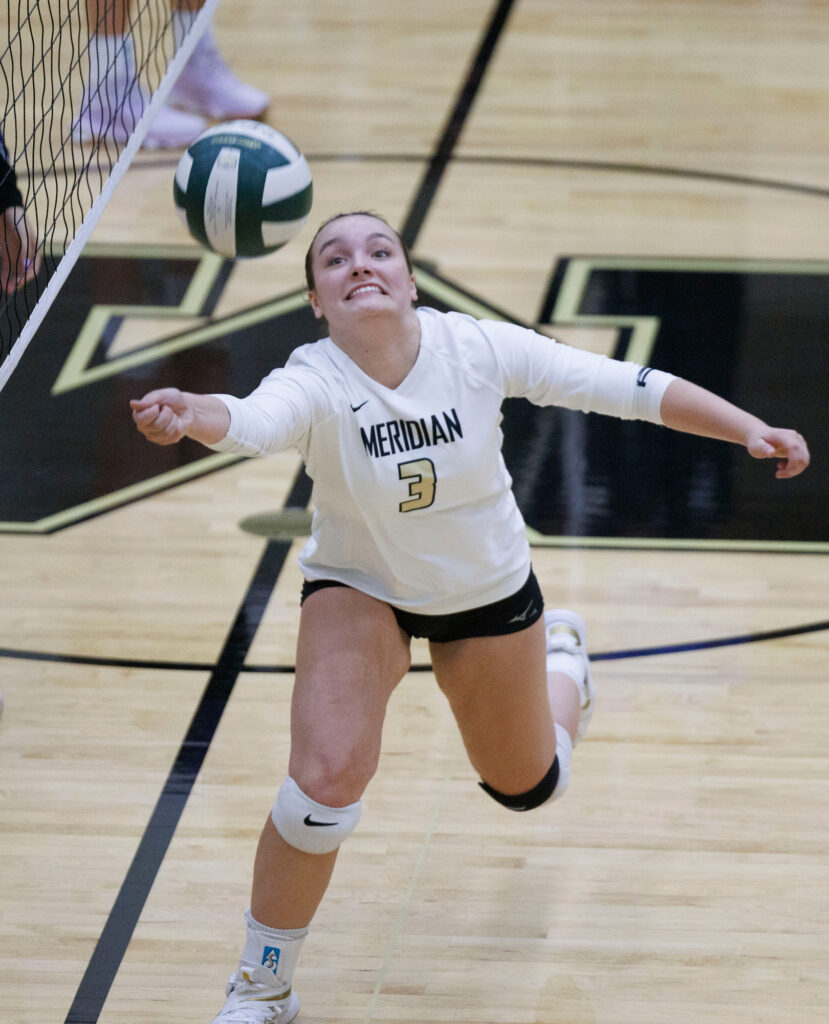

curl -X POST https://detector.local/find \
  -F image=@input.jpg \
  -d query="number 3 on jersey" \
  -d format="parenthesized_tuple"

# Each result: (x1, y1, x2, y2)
(398, 458, 436, 512)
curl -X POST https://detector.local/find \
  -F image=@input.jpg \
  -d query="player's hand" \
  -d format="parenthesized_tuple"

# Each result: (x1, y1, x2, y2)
(130, 388, 193, 445)
(1, 207, 42, 294)
(746, 427, 810, 479)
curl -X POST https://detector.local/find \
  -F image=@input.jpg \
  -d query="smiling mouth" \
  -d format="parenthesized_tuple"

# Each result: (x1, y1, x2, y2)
(347, 284, 385, 300)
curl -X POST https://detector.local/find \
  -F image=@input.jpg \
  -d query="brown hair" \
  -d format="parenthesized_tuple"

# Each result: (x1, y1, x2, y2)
(304, 211, 413, 291)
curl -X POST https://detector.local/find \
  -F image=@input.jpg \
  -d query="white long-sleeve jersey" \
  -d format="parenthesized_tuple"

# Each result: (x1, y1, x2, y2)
(209, 307, 675, 614)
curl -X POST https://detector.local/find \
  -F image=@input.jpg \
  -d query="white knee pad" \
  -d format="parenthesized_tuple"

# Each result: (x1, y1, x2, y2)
(271, 776, 361, 854)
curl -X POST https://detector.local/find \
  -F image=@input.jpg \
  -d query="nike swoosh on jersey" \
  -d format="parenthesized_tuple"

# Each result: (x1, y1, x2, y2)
(350, 400, 369, 412)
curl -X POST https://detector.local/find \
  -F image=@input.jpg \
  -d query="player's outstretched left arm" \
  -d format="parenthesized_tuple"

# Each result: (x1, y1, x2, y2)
(660, 378, 809, 479)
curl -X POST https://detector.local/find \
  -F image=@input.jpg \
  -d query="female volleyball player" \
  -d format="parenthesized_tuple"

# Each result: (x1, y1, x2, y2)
(131, 212, 809, 1023)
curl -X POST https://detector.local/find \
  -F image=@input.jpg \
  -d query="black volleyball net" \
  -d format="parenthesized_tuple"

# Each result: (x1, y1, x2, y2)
(0, 0, 219, 393)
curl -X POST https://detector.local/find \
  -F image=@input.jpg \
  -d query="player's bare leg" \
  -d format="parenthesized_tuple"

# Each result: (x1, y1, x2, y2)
(210, 587, 410, 1023)
(431, 611, 591, 807)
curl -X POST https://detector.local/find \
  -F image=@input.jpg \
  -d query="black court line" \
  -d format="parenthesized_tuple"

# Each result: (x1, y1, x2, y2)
(454, 155, 829, 199)
(399, 0, 516, 249)
(4, 619, 828, 676)
(312, 154, 829, 202)
(0, 648, 218, 670)
(126, 151, 829, 204)
(63, 471, 311, 1024)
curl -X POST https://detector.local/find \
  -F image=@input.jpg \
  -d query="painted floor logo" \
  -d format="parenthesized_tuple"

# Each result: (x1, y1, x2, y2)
(0, 248, 824, 551)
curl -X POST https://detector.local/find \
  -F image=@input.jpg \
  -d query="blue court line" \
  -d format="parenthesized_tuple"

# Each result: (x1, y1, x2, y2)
(587, 619, 829, 661)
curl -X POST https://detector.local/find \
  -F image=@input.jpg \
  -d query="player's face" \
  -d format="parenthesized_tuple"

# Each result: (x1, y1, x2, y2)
(308, 215, 417, 326)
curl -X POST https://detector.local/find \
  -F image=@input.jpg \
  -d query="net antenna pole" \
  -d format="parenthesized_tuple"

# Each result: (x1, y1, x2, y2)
(0, 0, 222, 394)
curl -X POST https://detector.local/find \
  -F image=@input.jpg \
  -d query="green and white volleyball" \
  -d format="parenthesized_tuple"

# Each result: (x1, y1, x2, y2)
(173, 120, 313, 258)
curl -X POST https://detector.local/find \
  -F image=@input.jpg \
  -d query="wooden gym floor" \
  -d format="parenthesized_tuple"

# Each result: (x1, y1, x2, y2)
(1, 2, 828, 1022)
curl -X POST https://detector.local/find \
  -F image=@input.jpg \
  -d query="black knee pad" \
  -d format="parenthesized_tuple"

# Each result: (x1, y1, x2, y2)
(478, 756, 560, 811)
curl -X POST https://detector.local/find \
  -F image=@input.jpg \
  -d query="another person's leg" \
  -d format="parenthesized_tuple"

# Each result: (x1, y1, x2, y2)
(211, 585, 411, 1023)
(76, 0, 268, 150)
(75, 0, 206, 148)
(168, 1, 270, 121)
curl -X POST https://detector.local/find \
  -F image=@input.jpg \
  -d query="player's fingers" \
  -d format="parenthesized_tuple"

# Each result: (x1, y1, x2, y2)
(758, 432, 809, 479)
(135, 399, 190, 441)
(131, 402, 160, 426)
(775, 440, 810, 478)
(133, 407, 181, 442)
(130, 397, 160, 413)
(20, 250, 42, 285)
(130, 388, 182, 411)
(153, 404, 173, 429)
(748, 430, 809, 479)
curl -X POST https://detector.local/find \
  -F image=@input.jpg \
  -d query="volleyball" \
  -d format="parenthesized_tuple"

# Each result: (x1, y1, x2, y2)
(173, 120, 313, 258)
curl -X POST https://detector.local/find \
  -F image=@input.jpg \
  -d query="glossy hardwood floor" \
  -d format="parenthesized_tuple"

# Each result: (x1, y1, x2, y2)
(1, 2, 828, 1023)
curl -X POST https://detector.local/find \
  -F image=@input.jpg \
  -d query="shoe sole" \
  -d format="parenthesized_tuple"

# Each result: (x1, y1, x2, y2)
(211, 987, 299, 1023)
(183, 102, 269, 119)
(72, 125, 130, 146)
(166, 90, 270, 120)
(72, 122, 198, 150)
(280, 990, 300, 1022)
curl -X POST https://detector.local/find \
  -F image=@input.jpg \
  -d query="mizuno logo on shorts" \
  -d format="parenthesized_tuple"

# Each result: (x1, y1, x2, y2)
(508, 601, 537, 624)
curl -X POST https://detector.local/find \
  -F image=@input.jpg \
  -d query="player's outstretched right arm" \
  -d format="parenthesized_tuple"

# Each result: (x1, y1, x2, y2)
(130, 388, 230, 447)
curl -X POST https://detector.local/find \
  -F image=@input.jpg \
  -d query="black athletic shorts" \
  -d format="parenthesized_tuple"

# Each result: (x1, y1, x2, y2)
(300, 568, 544, 643)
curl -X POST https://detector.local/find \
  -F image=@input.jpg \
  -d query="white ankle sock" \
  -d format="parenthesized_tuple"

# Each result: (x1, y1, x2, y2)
(88, 33, 136, 91)
(240, 909, 308, 991)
